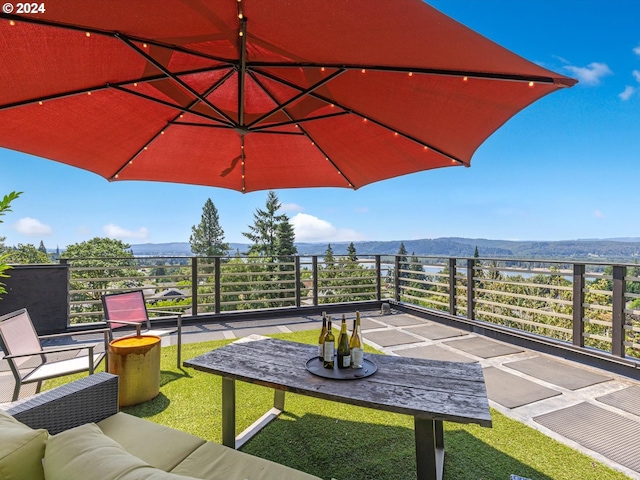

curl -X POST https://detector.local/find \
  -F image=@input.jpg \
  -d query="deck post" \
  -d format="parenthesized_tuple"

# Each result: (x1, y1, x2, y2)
(376, 255, 382, 301)
(572, 263, 585, 348)
(312, 256, 319, 306)
(295, 256, 301, 307)
(466, 258, 475, 321)
(612, 265, 625, 357)
(214, 256, 221, 314)
(191, 257, 198, 317)
(448, 258, 456, 315)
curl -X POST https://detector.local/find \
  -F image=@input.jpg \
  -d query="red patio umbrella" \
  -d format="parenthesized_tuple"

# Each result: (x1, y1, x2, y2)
(0, 1, 576, 193)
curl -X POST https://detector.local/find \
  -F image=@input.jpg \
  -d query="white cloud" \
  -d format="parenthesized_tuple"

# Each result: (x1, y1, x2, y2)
(13, 217, 52, 236)
(633, 44, 640, 57)
(633, 70, 640, 83)
(594, 210, 605, 219)
(564, 62, 612, 85)
(103, 223, 149, 240)
(291, 213, 365, 242)
(280, 203, 304, 213)
(619, 85, 636, 101)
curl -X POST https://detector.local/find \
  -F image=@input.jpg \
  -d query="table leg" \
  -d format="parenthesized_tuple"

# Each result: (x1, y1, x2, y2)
(274, 388, 285, 411)
(415, 417, 444, 480)
(221, 377, 236, 449)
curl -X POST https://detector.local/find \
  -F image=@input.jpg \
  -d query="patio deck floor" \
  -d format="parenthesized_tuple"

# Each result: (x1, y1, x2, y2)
(2, 308, 639, 479)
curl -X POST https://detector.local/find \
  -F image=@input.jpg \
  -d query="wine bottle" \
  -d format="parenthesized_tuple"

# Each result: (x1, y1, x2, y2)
(349, 311, 364, 369)
(337, 314, 351, 369)
(323, 317, 335, 369)
(318, 311, 327, 358)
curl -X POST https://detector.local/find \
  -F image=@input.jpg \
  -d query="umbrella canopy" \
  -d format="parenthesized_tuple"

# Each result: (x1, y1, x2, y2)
(0, 1, 576, 192)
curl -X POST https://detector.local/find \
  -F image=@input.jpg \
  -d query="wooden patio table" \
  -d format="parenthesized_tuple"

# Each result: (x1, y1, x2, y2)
(184, 336, 492, 480)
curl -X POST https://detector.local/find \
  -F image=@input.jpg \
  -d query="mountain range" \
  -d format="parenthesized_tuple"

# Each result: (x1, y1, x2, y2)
(130, 238, 640, 262)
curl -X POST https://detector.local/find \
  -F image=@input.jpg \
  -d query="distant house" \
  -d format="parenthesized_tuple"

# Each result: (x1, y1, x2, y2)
(149, 288, 189, 303)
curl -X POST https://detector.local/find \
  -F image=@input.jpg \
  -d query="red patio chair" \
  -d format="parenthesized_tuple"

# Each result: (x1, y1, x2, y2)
(0, 308, 108, 401)
(101, 290, 182, 368)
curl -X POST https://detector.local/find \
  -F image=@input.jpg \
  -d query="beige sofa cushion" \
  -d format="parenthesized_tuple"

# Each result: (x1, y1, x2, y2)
(0, 408, 47, 480)
(171, 441, 321, 480)
(44, 423, 200, 480)
(98, 412, 205, 471)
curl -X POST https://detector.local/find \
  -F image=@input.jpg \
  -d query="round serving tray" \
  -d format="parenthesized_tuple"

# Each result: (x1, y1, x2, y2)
(305, 357, 377, 380)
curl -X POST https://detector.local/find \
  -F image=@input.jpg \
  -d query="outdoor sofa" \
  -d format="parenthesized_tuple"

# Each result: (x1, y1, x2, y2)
(0, 372, 321, 480)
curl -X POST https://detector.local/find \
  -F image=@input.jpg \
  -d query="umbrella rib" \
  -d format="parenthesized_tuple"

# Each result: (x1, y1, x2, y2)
(116, 33, 237, 127)
(238, 18, 248, 127)
(248, 61, 572, 87)
(250, 111, 350, 132)
(109, 84, 230, 126)
(248, 71, 356, 189)
(110, 70, 239, 180)
(1, 13, 236, 66)
(0, 65, 229, 111)
(253, 68, 466, 165)
(172, 121, 307, 136)
(246, 68, 346, 129)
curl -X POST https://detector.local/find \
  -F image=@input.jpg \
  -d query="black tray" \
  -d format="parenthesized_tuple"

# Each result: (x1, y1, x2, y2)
(305, 357, 377, 380)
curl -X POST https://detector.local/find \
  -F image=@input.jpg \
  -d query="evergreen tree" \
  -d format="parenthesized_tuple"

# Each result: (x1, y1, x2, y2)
(323, 243, 335, 269)
(190, 198, 229, 257)
(397, 241, 409, 278)
(276, 217, 297, 258)
(243, 191, 287, 260)
(347, 242, 357, 262)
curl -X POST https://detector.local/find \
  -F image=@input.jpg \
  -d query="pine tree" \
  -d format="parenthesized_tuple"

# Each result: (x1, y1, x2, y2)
(190, 199, 229, 257)
(323, 243, 335, 269)
(243, 191, 287, 260)
(347, 242, 357, 262)
(276, 218, 297, 259)
(397, 241, 409, 279)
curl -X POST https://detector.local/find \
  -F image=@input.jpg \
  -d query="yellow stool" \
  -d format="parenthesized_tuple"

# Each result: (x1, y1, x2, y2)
(108, 335, 161, 407)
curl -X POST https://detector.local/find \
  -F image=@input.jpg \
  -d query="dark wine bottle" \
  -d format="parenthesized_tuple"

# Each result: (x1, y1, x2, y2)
(318, 311, 327, 358)
(337, 314, 351, 369)
(323, 317, 335, 369)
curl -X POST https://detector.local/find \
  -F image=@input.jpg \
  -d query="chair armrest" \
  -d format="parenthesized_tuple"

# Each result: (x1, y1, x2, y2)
(147, 310, 182, 319)
(39, 328, 111, 340)
(2, 372, 119, 434)
(4, 343, 98, 360)
(106, 320, 143, 336)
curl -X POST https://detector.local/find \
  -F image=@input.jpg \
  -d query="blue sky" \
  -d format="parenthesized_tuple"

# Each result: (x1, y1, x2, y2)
(2, 0, 640, 249)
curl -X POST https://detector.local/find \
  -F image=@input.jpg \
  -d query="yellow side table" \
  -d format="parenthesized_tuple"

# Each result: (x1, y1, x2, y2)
(108, 335, 161, 407)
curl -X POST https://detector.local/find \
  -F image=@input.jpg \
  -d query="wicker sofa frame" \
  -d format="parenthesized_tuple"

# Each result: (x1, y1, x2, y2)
(2, 372, 119, 434)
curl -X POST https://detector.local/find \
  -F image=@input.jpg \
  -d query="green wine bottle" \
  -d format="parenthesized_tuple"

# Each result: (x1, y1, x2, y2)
(337, 314, 351, 369)
(318, 311, 327, 358)
(349, 311, 364, 369)
(323, 317, 335, 369)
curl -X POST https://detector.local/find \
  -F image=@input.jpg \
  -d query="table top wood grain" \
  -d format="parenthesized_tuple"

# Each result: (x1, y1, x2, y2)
(185, 336, 492, 427)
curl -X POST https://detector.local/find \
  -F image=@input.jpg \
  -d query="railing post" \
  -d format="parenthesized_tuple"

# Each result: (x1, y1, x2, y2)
(612, 265, 626, 357)
(214, 257, 221, 314)
(191, 257, 198, 317)
(466, 258, 475, 321)
(295, 256, 301, 307)
(312, 256, 318, 306)
(449, 258, 456, 315)
(394, 255, 400, 302)
(375, 255, 382, 301)
(572, 263, 585, 348)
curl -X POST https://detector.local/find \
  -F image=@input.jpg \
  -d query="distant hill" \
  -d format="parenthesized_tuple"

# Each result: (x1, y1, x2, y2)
(130, 238, 640, 262)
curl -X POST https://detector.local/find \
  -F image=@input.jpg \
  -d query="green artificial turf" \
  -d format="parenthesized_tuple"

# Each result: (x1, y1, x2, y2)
(44, 330, 631, 480)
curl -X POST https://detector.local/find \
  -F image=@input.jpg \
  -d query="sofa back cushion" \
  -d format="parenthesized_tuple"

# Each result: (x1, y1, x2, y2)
(44, 423, 201, 480)
(0, 408, 47, 480)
